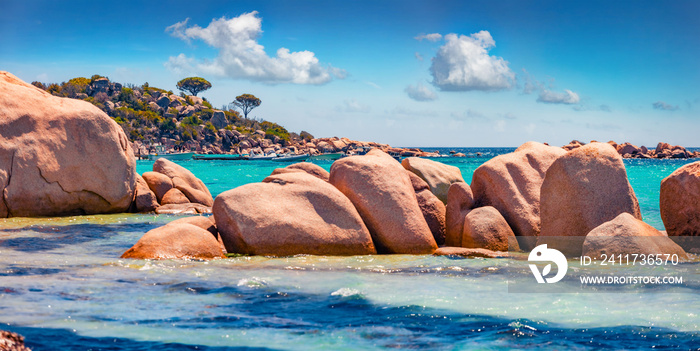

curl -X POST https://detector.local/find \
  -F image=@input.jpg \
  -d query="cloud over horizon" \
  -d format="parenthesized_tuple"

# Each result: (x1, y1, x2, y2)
(414, 33, 442, 42)
(537, 89, 580, 105)
(165, 12, 341, 85)
(429, 31, 515, 92)
(652, 101, 679, 111)
(405, 83, 437, 101)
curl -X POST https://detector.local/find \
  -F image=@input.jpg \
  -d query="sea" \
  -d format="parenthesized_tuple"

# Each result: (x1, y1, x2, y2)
(1, 147, 698, 350)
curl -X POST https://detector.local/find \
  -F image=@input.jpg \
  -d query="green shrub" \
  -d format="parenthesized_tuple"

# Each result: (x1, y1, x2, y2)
(67, 77, 90, 93)
(182, 115, 203, 127)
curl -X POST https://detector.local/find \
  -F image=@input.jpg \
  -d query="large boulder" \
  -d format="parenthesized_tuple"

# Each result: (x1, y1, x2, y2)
(407, 171, 446, 245)
(470, 142, 566, 248)
(213, 172, 376, 256)
(270, 162, 330, 182)
(0, 71, 136, 218)
(142, 171, 173, 203)
(330, 150, 437, 254)
(401, 157, 465, 203)
(133, 174, 159, 212)
(583, 213, 687, 258)
(462, 206, 520, 252)
(153, 158, 213, 206)
(445, 182, 475, 247)
(660, 161, 700, 238)
(121, 220, 225, 260)
(539, 142, 641, 256)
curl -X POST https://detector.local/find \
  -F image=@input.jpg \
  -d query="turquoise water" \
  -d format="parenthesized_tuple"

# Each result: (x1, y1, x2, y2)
(2, 148, 699, 350)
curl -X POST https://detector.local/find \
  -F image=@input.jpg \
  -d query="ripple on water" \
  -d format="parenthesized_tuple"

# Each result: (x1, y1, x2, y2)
(1, 208, 699, 350)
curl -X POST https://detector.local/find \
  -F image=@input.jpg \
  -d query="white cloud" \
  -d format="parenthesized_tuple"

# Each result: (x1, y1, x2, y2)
(404, 83, 437, 101)
(415, 52, 424, 61)
(365, 81, 381, 89)
(451, 109, 486, 121)
(429, 31, 515, 91)
(338, 99, 371, 113)
(520, 69, 542, 94)
(652, 101, 679, 111)
(165, 12, 340, 85)
(389, 107, 439, 117)
(414, 33, 442, 42)
(537, 89, 580, 105)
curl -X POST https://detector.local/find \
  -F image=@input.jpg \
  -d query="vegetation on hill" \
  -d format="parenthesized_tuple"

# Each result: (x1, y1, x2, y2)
(31, 76, 309, 153)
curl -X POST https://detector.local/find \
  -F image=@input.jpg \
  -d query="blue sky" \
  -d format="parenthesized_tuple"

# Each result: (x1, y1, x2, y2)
(2, 0, 698, 147)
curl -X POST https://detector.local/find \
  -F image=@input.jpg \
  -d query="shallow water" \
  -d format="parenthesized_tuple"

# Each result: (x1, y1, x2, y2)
(2, 148, 699, 350)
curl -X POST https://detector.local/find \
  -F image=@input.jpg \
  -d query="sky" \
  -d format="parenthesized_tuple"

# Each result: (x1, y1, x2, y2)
(2, 0, 699, 147)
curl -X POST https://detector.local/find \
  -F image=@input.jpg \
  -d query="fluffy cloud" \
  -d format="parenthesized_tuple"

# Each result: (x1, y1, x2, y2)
(414, 33, 442, 42)
(652, 101, 679, 111)
(537, 89, 580, 105)
(165, 12, 340, 85)
(429, 31, 515, 91)
(405, 83, 437, 101)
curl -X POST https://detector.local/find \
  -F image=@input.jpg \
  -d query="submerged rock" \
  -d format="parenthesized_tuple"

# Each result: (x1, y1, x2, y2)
(471, 142, 565, 248)
(583, 213, 687, 258)
(0, 71, 137, 218)
(214, 172, 376, 256)
(155, 203, 211, 215)
(121, 220, 224, 260)
(401, 157, 465, 203)
(433, 247, 509, 258)
(539, 142, 641, 256)
(330, 150, 437, 254)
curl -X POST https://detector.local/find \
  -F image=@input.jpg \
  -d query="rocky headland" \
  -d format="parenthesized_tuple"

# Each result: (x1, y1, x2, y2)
(562, 139, 698, 159)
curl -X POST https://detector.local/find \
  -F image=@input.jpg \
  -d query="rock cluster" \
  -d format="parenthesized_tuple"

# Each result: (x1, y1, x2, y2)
(562, 140, 698, 159)
(137, 158, 214, 214)
(115, 140, 697, 259)
(442, 141, 693, 258)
